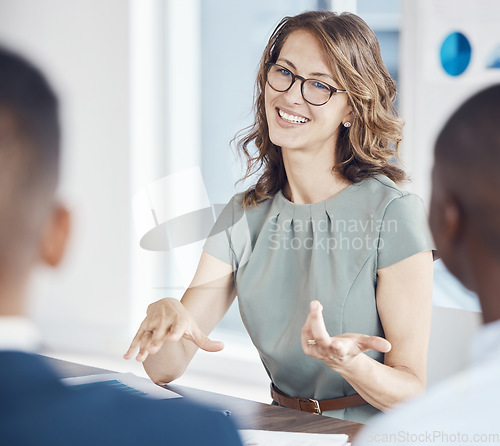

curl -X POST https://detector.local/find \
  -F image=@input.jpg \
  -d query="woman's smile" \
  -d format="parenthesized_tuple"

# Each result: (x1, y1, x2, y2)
(276, 107, 310, 126)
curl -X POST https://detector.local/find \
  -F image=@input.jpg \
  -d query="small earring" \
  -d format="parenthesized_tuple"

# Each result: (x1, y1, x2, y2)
(343, 121, 351, 128)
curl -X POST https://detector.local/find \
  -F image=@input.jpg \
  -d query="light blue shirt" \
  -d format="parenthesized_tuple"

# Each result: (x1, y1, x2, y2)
(356, 318, 500, 445)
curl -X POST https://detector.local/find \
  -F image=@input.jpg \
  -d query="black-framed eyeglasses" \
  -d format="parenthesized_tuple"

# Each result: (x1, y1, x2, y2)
(265, 62, 346, 106)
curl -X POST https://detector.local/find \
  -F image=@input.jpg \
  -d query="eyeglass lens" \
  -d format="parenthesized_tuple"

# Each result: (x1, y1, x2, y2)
(267, 64, 331, 106)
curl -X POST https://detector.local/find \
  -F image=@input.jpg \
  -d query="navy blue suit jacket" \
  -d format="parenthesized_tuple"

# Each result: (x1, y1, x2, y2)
(0, 352, 242, 446)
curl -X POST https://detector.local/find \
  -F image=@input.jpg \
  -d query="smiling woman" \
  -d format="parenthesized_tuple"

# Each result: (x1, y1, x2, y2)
(238, 11, 405, 208)
(264, 30, 354, 194)
(125, 10, 435, 424)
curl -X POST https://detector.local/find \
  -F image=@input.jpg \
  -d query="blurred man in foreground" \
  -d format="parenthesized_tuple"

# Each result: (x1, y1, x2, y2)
(0, 47, 241, 446)
(356, 84, 500, 445)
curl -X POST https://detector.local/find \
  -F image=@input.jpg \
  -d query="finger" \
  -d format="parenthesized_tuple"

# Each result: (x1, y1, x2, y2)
(136, 350, 149, 363)
(136, 331, 155, 362)
(123, 327, 147, 359)
(301, 300, 323, 339)
(166, 322, 190, 343)
(301, 323, 316, 353)
(357, 335, 392, 353)
(301, 318, 313, 341)
(329, 336, 355, 358)
(185, 326, 224, 352)
(308, 301, 332, 348)
(301, 329, 315, 349)
(302, 339, 320, 357)
(147, 324, 170, 354)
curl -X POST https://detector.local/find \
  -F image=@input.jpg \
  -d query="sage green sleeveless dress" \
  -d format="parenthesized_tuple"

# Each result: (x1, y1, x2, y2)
(203, 174, 434, 423)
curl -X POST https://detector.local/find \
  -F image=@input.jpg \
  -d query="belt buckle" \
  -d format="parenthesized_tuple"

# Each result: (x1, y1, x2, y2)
(309, 398, 322, 415)
(299, 397, 322, 415)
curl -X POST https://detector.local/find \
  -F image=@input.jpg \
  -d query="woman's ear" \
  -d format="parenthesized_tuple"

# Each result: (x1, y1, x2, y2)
(342, 108, 354, 126)
(39, 203, 71, 267)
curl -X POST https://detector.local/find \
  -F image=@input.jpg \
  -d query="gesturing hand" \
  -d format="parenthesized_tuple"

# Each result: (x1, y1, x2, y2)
(301, 300, 391, 372)
(123, 298, 224, 362)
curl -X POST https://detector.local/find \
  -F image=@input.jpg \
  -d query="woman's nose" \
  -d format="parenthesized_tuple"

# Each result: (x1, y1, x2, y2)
(283, 79, 305, 104)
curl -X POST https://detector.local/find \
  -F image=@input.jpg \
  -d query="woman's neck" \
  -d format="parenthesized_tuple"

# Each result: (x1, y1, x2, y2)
(281, 146, 351, 204)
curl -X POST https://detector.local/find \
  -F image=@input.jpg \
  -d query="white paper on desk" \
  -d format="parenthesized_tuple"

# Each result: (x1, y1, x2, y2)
(62, 372, 181, 400)
(239, 429, 350, 446)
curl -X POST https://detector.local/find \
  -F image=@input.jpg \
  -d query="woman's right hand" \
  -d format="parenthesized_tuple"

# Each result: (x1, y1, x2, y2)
(123, 297, 224, 363)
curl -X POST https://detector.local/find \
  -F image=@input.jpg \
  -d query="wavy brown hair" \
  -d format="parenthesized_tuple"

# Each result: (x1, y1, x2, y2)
(236, 11, 405, 208)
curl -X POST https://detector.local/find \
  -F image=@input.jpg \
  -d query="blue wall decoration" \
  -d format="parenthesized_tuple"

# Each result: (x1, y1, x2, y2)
(440, 32, 472, 76)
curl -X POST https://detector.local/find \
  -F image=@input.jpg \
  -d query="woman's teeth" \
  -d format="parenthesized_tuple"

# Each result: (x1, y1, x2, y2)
(278, 109, 309, 124)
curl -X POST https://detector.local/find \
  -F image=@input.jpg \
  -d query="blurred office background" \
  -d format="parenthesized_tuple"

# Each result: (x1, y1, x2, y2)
(0, 0, 498, 402)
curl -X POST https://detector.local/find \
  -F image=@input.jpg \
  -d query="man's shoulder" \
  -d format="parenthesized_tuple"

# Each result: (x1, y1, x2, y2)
(355, 359, 500, 445)
(0, 352, 240, 446)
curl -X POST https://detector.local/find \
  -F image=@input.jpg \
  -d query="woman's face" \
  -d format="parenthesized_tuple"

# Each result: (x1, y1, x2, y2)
(264, 29, 352, 155)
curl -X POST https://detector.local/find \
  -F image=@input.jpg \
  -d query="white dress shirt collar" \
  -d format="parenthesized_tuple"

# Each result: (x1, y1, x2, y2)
(0, 316, 40, 352)
(469, 317, 500, 365)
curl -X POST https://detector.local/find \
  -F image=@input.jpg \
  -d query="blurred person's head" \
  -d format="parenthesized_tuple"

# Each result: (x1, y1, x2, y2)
(429, 84, 500, 323)
(237, 10, 404, 207)
(0, 47, 70, 314)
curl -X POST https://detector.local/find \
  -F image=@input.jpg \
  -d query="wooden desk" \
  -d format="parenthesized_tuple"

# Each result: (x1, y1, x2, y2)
(45, 356, 363, 439)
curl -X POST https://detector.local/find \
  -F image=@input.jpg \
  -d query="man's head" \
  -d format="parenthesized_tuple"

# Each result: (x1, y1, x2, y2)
(0, 47, 70, 311)
(430, 84, 500, 311)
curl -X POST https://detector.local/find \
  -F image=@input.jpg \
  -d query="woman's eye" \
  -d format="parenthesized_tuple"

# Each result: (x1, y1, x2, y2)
(312, 81, 329, 90)
(278, 68, 292, 77)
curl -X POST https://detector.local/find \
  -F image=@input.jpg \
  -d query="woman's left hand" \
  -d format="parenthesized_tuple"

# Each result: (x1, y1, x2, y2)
(301, 300, 392, 372)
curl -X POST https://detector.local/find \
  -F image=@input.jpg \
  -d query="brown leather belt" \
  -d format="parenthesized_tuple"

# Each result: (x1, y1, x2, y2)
(271, 383, 367, 415)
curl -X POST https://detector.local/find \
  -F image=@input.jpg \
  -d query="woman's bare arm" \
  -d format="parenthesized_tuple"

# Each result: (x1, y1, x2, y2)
(302, 250, 433, 411)
(124, 251, 235, 385)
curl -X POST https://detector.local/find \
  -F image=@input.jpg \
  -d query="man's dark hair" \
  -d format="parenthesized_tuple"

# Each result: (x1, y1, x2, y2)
(0, 47, 60, 260)
(435, 84, 500, 257)
(0, 47, 60, 178)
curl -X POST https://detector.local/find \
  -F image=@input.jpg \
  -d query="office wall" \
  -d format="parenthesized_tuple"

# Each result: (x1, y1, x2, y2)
(400, 0, 500, 203)
(399, 0, 499, 313)
(0, 0, 133, 354)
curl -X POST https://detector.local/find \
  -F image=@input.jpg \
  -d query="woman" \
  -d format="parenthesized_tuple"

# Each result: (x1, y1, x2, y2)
(125, 11, 434, 423)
